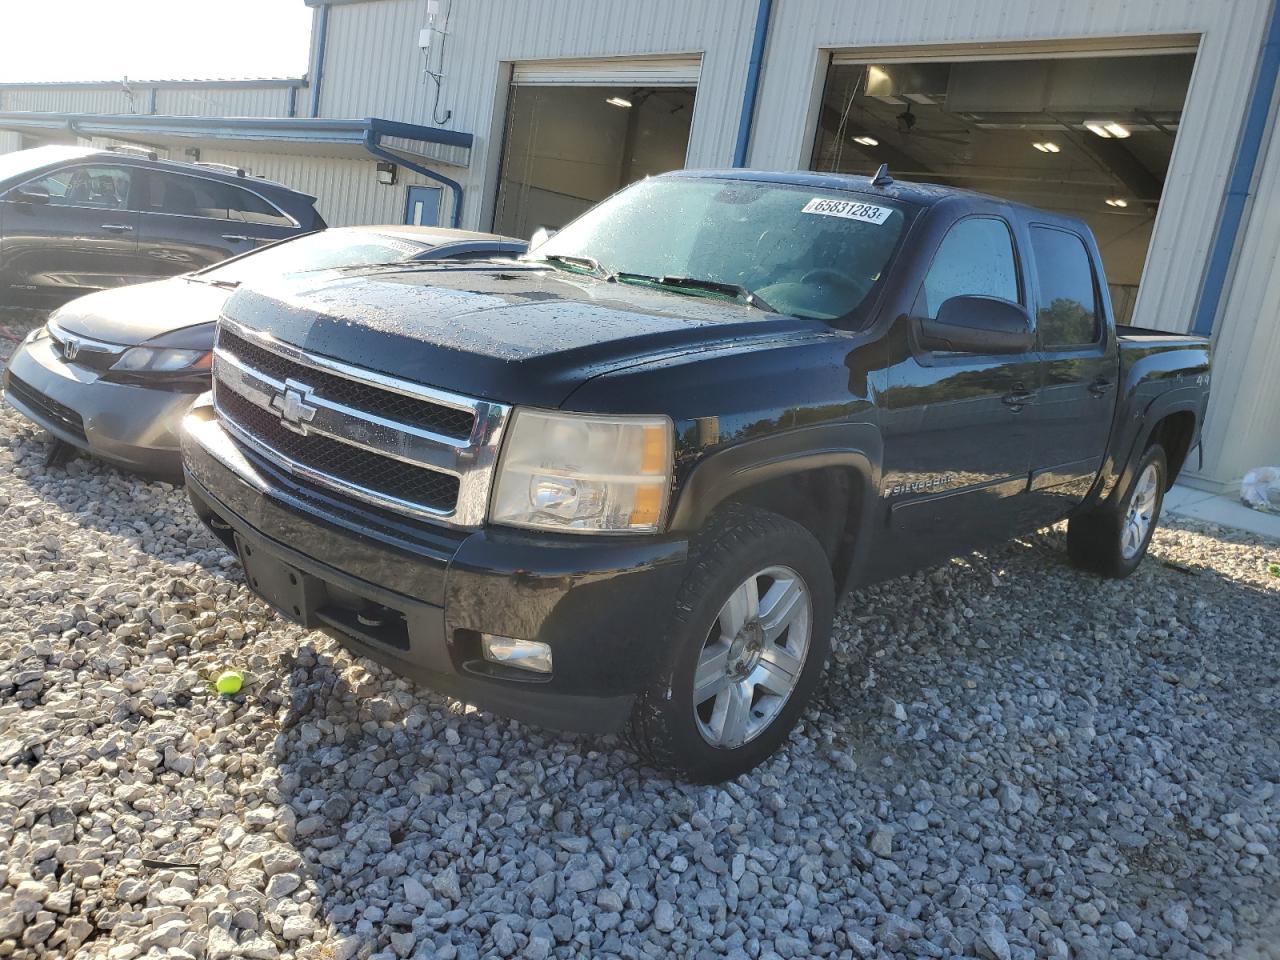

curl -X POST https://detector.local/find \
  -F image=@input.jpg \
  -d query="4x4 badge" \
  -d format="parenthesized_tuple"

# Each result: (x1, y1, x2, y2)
(270, 381, 317, 434)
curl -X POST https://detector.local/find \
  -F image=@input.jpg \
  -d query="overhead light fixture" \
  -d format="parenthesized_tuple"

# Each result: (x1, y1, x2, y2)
(854, 135, 879, 147)
(605, 96, 632, 108)
(1032, 141, 1061, 153)
(1105, 198, 1129, 208)
(376, 161, 397, 186)
(1086, 121, 1131, 139)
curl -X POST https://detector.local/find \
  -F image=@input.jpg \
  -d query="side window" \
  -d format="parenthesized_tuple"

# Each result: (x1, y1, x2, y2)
(918, 217, 1019, 318)
(148, 174, 291, 226)
(1030, 227, 1100, 347)
(25, 166, 133, 209)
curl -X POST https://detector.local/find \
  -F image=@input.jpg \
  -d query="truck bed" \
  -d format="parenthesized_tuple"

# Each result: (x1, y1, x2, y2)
(1117, 323, 1208, 344)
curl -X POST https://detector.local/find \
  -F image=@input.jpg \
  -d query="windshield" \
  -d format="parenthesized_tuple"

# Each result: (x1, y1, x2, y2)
(0, 146, 95, 186)
(533, 176, 912, 321)
(200, 229, 429, 285)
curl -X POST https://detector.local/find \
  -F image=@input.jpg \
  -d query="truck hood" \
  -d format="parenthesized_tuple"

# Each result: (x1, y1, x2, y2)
(51, 277, 232, 345)
(223, 263, 831, 408)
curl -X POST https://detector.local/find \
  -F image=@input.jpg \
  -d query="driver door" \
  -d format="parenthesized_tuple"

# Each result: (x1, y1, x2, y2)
(0, 164, 141, 297)
(878, 215, 1041, 574)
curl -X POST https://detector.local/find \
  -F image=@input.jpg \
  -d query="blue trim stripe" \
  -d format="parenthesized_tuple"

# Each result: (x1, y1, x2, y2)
(1192, 0, 1280, 336)
(309, 3, 330, 119)
(733, 0, 774, 167)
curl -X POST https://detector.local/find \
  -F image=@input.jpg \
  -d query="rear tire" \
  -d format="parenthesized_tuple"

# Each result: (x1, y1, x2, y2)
(1067, 445, 1167, 579)
(628, 506, 834, 783)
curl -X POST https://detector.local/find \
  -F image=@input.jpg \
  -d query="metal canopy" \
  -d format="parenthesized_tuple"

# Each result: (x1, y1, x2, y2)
(0, 113, 471, 157)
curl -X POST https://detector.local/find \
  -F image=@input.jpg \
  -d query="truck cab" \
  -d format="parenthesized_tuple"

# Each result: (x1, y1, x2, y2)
(182, 169, 1210, 781)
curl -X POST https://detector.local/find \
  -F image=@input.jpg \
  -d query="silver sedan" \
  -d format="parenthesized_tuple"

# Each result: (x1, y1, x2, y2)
(3, 225, 524, 476)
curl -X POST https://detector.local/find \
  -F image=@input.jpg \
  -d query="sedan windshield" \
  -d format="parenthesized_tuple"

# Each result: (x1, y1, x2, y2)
(199, 229, 429, 286)
(532, 176, 911, 321)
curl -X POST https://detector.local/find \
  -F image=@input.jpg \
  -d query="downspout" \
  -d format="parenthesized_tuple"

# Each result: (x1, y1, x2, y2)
(732, 0, 774, 167)
(308, 2, 330, 119)
(1191, 0, 1280, 336)
(363, 128, 464, 228)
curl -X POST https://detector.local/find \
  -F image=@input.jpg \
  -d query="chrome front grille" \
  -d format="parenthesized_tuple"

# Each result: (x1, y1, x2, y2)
(211, 317, 510, 526)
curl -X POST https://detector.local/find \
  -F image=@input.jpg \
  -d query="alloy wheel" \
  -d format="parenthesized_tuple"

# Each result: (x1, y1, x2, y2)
(692, 565, 812, 748)
(1121, 462, 1160, 560)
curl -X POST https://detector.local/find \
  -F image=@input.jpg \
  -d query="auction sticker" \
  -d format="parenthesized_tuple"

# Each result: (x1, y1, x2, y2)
(802, 197, 892, 224)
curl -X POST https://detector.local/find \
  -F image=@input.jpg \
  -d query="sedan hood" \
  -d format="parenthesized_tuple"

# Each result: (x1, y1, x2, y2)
(223, 263, 831, 408)
(51, 278, 232, 345)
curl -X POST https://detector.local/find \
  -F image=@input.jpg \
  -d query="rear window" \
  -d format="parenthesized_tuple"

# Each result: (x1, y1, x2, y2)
(1030, 226, 1101, 347)
(149, 173, 294, 226)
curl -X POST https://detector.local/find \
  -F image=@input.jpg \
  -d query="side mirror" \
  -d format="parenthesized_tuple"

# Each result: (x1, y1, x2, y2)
(529, 226, 557, 250)
(11, 184, 50, 205)
(918, 295, 1033, 354)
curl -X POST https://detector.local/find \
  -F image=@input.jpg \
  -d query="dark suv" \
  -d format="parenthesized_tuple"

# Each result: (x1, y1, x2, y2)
(0, 145, 325, 303)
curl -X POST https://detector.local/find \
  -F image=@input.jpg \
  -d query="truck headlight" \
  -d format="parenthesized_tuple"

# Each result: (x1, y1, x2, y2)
(491, 409, 673, 533)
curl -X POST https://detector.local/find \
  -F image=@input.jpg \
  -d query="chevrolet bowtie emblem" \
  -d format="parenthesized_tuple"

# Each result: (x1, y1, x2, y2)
(270, 381, 317, 434)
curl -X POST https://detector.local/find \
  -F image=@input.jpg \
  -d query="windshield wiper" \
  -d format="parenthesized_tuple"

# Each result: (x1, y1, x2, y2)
(186, 275, 240, 290)
(536, 253, 613, 279)
(615, 273, 776, 313)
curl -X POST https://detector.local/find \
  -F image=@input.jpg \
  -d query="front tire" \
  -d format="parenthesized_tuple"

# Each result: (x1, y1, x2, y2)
(628, 506, 834, 782)
(1068, 445, 1167, 578)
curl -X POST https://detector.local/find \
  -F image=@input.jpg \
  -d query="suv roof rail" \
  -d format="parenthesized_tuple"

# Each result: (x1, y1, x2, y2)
(193, 161, 246, 177)
(104, 144, 159, 161)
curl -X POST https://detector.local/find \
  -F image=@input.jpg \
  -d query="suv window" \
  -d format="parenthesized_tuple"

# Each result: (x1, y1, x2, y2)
(1030, 226, 1100, 347)
(918, 217, 1019, 318)
(24, 165, 133, 209)
(148, 173, 293, 226)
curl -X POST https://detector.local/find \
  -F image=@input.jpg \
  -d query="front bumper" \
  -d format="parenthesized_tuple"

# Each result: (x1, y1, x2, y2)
(3, 336, 197, 476)
(182, 406, 688, 734)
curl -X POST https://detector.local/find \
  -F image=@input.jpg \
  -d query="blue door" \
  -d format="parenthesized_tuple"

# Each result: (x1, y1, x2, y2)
(404, 186, 442, 227)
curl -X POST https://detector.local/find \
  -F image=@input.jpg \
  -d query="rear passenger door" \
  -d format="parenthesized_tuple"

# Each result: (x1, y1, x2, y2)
(1025, 225, 1118, 522)
(135, 171, 301, 278)
(879, 215, 1041, 570)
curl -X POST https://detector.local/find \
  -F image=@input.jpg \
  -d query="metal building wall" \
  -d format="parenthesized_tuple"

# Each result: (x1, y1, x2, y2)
(197, 148, 452, 227)
(317, 0, 758, 226)
(0, 83, 298, 118)
(152, 86, 297, 117)
(1189, 91, 1280, 489)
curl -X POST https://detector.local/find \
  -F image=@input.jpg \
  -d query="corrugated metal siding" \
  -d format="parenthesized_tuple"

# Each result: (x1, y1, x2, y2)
(0, 84, 297, 118)
(198, 148, 442, 227)
(318, 0, 757, 225)
(0, 131, 24, 156)
(1189, 86, 1280, 488)
(152, 86, 295, 117)
(0, 89, 135, 113)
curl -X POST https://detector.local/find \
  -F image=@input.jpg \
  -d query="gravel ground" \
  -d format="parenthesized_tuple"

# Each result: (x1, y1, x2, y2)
(1, 319, 1278, 960)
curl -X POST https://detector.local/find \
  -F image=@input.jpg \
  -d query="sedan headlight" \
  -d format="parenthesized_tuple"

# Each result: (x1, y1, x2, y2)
(111, 347, 212, 373)
(491, 409, 673, 533)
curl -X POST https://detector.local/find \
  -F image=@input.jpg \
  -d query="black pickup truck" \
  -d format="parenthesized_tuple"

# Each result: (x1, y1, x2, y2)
(182, 170, 1211, 781)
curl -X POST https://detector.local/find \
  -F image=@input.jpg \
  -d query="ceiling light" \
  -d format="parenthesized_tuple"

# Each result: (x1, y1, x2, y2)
(1086, 120, 1132, 139)
(1032, 141, 1061, 153)
(854, 135, 879, 147)
(605, 96, 632, 108)
(1105, 198, 1129, 208)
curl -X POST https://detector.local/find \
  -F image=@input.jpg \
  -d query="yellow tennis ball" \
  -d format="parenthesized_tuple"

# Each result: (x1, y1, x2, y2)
(215, 670, 244, 695)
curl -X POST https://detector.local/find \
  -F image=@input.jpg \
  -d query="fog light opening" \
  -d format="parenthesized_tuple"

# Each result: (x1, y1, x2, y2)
(480, 633, 553, 675)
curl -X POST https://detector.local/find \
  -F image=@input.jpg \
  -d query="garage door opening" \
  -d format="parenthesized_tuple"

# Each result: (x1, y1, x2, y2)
(493, 58, 699, 239)
(811, 51, 1197, 323)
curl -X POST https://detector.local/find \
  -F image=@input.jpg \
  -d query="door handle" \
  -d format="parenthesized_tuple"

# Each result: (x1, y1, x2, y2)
(1002, 383, 1035, 410)
(101, 223, 134, 233)
(1088, 377, 1113, 398)
(221, 234, 252, 243)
